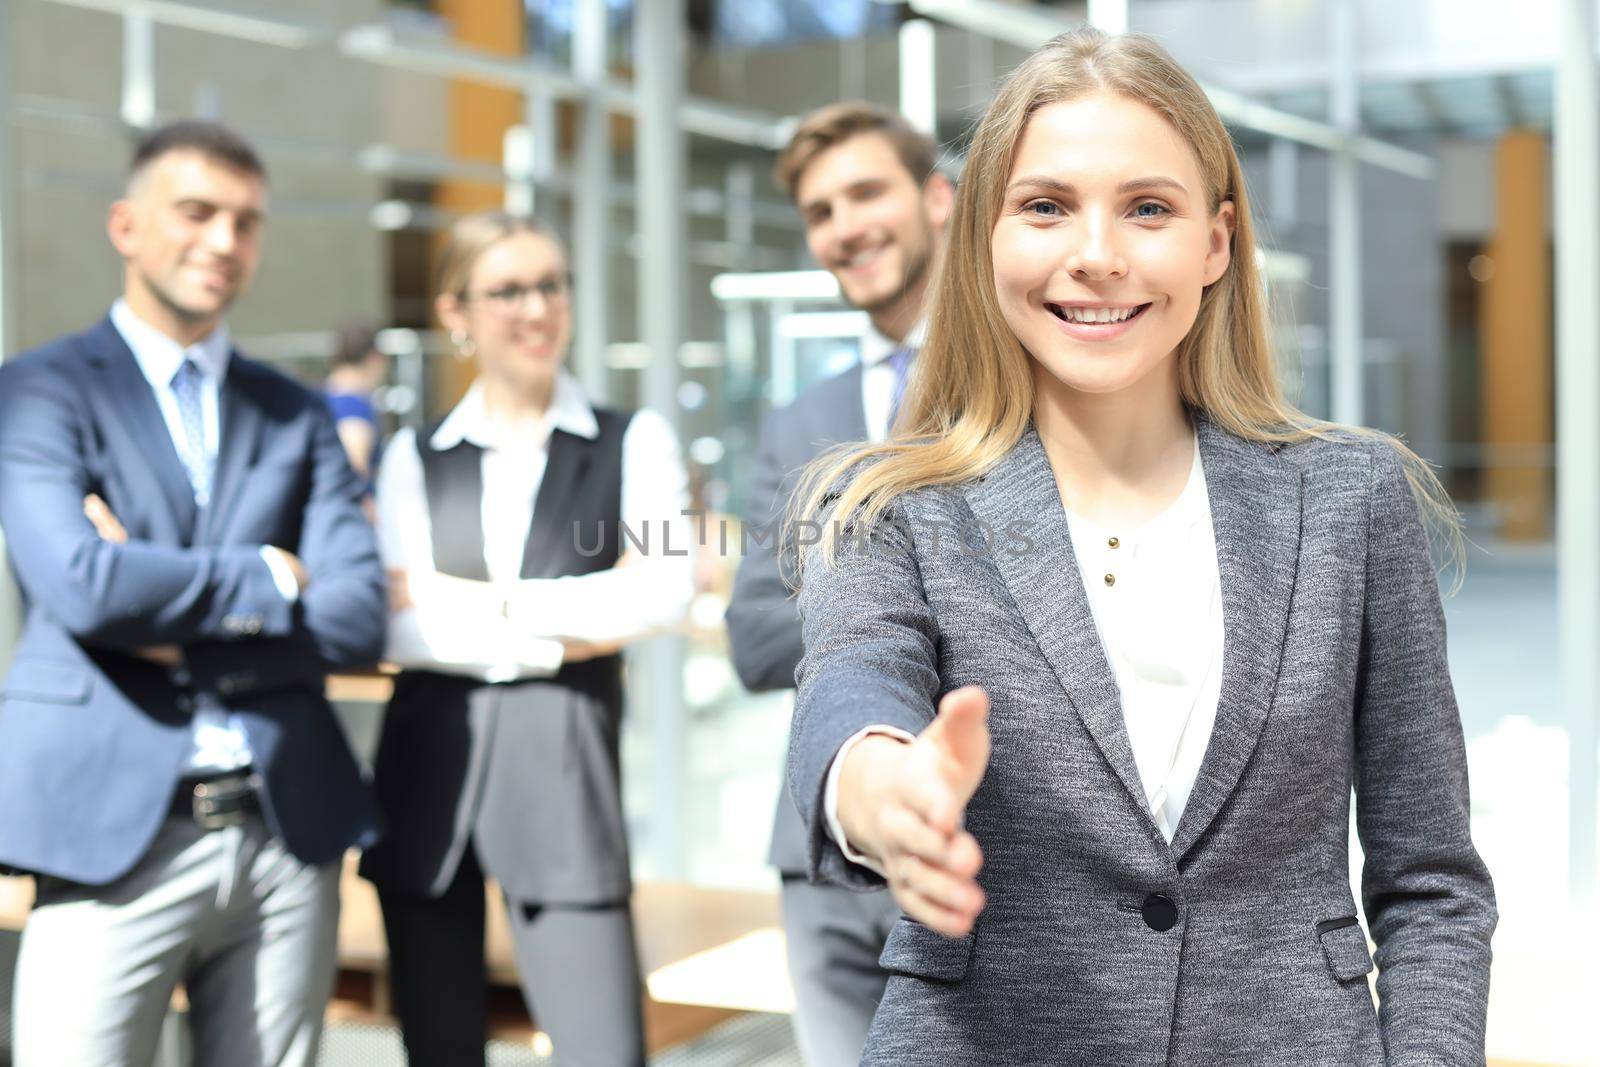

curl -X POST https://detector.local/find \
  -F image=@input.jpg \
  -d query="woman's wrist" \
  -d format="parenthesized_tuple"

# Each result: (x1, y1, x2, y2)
(837, 734, 912, 861)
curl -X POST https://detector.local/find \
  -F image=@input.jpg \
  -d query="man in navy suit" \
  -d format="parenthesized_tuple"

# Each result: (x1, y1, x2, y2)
(725, 102, 952, 1067)
(0, 121, 385, 1067)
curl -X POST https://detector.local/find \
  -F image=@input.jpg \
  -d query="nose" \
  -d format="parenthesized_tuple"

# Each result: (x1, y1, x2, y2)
(201, 213, 238, 256)
(1065, 212, 1127, 281)
(829, 200, 870, 251)
(517, 288, 555, 318)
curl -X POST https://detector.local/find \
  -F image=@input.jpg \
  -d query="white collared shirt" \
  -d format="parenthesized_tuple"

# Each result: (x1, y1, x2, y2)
(860, 319, 927, 443)
(1061, 438, 1223, 841)
(375, 371, 695, 683)
(823, 435, 1224, 866)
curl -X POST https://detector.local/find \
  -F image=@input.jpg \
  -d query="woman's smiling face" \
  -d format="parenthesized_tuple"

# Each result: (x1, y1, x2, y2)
(991, 91, 1234, 400)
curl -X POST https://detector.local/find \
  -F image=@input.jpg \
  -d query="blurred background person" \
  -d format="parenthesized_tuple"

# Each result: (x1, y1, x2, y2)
(724, 101, 953, 1066)
(0, 120, 384, 1067)
(322, 319, 389, 485)
(359, 210, 693, 1067)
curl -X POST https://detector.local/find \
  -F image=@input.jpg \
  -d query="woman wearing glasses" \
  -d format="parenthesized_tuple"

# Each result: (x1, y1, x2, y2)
(360, 211, 693, 1067)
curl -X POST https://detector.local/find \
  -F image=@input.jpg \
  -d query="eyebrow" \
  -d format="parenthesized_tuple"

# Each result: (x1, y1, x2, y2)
(799, 177, 889, 215)
(1007, 175, 1190, 197)
(172, 197, 264, 221)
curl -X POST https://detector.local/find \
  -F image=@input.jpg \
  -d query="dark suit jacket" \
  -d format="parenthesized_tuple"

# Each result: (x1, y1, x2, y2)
(790, 421, 1496, 1066)
(0, 317, 386, 884)
(725, 365, 867, 874)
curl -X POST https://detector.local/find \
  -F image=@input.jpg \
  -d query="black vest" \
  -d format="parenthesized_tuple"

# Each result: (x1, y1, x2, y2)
(361, 407, 638, 903)
(415, 408, 633, 702)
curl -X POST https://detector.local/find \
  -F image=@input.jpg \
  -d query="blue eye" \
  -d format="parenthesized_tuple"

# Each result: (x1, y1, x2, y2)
(1025, 200, 1062, 217)
(1133, 201, 1170, 219)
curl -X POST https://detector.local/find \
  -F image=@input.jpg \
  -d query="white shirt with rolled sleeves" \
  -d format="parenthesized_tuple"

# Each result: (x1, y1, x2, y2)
(823, 435, 1224, 870)
(375, 371, 695, 683)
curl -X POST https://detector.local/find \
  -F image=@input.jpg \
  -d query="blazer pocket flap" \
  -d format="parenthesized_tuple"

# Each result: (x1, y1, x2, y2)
(2, 660, 92, 704)
(879, 916, 976, 982)
(1318, 918, 1374, 982)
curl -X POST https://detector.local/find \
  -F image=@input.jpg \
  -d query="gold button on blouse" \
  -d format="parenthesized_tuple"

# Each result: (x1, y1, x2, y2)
(1108, 536, 1120, 549)
(1104, 573, 1116, 587)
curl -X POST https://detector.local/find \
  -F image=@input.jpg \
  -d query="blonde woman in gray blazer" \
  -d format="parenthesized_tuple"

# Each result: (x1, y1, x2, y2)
(789, 29, 1495, 1067)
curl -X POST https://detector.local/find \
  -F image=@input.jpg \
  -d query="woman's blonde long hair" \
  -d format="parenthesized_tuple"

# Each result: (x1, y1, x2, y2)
(794, 27, 1460, 580)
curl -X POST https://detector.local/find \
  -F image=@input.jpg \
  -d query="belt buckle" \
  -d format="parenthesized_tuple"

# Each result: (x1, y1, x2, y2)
(191, 775, 251, 831)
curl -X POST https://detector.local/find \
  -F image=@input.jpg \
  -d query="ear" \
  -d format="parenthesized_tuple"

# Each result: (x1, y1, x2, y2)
(1202, 200, 1236, 287)
(923, 171, 956, 232)
(106, 199, 138, 260)
(435, 291, 467, 338)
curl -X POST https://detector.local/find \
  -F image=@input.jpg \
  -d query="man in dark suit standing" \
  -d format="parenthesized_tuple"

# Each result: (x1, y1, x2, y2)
(0, 121, 385, 1067)
(725, 103, 952, 1066)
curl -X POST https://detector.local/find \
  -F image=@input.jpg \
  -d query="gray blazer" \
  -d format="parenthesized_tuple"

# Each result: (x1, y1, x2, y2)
(726, 364, 868, 873)
(789, 419, 1496, 1066)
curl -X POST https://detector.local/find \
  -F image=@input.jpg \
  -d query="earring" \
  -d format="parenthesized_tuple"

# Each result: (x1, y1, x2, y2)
(450, 329, 476, 360)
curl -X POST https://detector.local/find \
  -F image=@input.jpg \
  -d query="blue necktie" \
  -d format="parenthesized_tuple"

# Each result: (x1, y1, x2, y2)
(886, 345, 915, 432)
(171, 358, 211, 505)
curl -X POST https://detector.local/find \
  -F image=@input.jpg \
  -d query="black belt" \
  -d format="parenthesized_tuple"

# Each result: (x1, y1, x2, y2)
(172, 772, 259, 831)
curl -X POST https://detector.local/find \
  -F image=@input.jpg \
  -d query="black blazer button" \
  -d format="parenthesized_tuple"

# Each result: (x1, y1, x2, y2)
(1142, 893, 1178, 932)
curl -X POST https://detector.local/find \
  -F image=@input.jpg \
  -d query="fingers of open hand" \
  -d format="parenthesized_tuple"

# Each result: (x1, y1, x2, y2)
(898, 755, 966, 837)
(887, 845, 985, 937)
(879, 792, 986, 937)
(878, 803, 956, 869)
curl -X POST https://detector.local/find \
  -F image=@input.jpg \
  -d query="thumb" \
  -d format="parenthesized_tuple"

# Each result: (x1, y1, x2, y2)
(922, 685, 991, 803)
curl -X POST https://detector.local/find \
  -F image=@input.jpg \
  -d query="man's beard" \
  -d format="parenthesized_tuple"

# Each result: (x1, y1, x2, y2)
(857, 230, 933, 316)
(141, 266, 234, 324)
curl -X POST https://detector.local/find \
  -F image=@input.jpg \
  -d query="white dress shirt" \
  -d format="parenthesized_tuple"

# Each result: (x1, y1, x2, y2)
(1061, 439, 1223, 841)
(376, 372, 695, 684)
(109, 300, 300, 773)
(860, 319, 927, 444)
(824, 434, 1224, 867)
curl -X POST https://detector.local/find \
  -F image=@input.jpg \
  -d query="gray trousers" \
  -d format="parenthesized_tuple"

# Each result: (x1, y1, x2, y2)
(11, 812, 340, 1067)
(377, 843, 644, 1067)
(780, 878, 900, 1067)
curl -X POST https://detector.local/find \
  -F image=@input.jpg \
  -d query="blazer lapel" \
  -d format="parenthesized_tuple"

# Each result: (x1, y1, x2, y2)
(962, 428, 1150, 821)
(1169, 418, 1303, 859)
(520, 429, 593, 578)
(198, 354, 265, 544)
(86, 319, 199, 537)
(841, 364, 869, 443)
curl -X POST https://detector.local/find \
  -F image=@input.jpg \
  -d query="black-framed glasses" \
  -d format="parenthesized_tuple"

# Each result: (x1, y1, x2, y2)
(466, 275, 572, 314)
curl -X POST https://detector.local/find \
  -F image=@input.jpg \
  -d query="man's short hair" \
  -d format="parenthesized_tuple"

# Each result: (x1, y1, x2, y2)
(129, 120, 267, 188)
(774, 102, 938, 201)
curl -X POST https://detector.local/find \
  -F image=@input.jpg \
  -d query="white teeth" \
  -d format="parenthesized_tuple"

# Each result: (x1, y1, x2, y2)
(1058, 305, 1137, 324)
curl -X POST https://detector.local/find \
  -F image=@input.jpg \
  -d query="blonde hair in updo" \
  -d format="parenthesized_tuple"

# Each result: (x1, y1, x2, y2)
(434, 211, 561, 302)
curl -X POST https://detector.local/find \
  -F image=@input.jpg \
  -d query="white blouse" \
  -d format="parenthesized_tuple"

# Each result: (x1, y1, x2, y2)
(376, 372, 694, 684)
(825, 435, 1225, 862)
(1061, 440, 1223, 842)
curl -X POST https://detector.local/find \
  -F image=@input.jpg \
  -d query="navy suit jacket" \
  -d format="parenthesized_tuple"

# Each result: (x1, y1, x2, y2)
(0, 317, 386, 884)
(725, 365, 869, 875)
